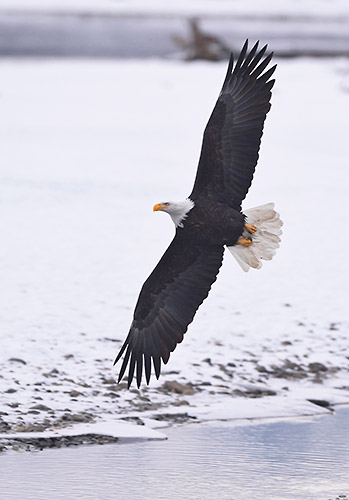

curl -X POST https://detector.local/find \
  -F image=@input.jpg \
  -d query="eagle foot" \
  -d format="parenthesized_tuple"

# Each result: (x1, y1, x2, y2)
(245, 223, 257, 234)
(238, 236, 253, 247)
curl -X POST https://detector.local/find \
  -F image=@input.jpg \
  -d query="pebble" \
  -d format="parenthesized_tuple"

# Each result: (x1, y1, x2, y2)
(160, 381, 195, 395)
(153, 412, 197, 423)
(30, 404, 52, 412)
(233, 388, 277, 398)
(308, 362, 328, 373)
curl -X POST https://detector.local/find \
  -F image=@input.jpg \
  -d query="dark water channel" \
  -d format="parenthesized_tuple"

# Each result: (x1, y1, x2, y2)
(0, 12, 348, 58)
(1, 408, 348, 500)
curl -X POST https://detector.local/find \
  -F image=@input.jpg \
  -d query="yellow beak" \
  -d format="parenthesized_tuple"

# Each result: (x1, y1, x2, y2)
(153, 203, 165, 212)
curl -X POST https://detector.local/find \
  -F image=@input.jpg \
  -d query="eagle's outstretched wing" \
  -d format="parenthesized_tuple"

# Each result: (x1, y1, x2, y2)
(190, 40, 276, 211)
(115, 235, 224, 388)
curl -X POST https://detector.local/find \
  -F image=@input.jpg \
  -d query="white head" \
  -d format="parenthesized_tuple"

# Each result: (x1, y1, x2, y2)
(153, 199, 195, 228)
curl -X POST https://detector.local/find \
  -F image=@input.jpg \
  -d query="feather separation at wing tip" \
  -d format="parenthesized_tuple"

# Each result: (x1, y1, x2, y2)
(114, 244, 224, 389)
(222, 40, 276, 94)
(114, 324, 176, 389)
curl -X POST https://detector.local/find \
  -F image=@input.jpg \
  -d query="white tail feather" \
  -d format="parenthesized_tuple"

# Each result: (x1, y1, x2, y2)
(228, 203, 283, 272)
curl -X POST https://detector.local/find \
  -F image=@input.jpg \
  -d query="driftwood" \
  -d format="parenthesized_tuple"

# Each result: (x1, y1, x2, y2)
(173, 18, 230, 61)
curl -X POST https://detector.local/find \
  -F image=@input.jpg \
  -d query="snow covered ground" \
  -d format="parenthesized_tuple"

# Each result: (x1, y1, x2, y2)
(0, 55, 349, 447)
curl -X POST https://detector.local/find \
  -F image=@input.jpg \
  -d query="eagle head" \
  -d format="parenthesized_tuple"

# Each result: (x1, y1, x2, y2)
(153, 199, 195, 227)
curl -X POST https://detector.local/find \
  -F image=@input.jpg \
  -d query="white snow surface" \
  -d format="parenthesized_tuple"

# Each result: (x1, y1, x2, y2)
(1, 57, 349, 439)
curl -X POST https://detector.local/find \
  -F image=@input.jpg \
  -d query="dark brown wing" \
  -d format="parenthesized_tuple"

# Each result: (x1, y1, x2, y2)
(190, 40, 276, 211)
(114, 234, 224, 388)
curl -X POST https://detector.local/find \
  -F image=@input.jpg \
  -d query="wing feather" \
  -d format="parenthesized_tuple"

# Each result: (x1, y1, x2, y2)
(244, 44, 268, 73)
(117, 343, 132, 384)
(233, 39, 248, 75)
(190, 40, 276, 210)
(114, 234, 224, 388)
(240, 40, 259, 71)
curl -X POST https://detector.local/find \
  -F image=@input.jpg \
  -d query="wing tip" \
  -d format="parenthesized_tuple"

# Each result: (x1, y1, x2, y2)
(114, 334, 167, 389)
(222, 40, 275, 91)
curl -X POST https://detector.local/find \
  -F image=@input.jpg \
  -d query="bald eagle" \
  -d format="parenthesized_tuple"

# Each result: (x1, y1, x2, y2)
(115, 40, 282, 388)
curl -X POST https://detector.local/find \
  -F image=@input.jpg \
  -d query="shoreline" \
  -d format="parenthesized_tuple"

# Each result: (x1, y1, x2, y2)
(1, 402, 348, 454)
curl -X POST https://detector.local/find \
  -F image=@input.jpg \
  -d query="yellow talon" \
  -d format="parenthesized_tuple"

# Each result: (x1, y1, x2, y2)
(245, 223, 257, 234)
(238, 236, 253, 247)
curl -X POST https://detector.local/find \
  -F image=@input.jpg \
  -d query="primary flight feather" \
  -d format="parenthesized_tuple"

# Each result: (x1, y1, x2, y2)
(114, 40, 282, 388)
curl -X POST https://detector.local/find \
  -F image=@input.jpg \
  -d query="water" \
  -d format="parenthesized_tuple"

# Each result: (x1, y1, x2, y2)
(1, 408, 348, 500)
(0, 12, 348, 58)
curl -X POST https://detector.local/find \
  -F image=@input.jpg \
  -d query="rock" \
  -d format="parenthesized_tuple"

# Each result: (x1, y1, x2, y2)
(43, 369, 60, 378)
(103, 392, 120, 399)
(6, 434, 118, 451)
(101, 377, 116, 385)
(233, 388, 277, 398)
(79, 382, 91, 388)
(219, 364, 234, 377)
(162, 370, 180, 376)
(256, 365, 269, 373)
(8, 358, 26, 365)
(308, 362, 328, 373)
(69, 390, 83, 398)
(202, 358, 212, 365)
(153, 412, 197, 423)
(308, 399, 333, 410)
(0, 419, 11, 432)
(160, 381, 195, 395)
(120, 416, 144, 425)
(267, 360, 308, 380)
(116, 382, 128, 390)
(172, 400, 190, 406)
(56, 412, 95, 425)
(30, 404, 52, 412)
(14, 423, 48, 432)
(133, 402, 162, 412)
(105, 385, 119, 392)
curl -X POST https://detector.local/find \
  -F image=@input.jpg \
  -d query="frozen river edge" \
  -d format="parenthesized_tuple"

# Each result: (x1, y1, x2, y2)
(0, 402, 347, 454)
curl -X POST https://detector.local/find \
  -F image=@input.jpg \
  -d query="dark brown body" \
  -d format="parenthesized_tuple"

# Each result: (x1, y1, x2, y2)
(179, 198, 245, 247)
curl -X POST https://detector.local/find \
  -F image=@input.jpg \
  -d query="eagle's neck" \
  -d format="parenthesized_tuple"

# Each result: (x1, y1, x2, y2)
(169, 199, 195, 228)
